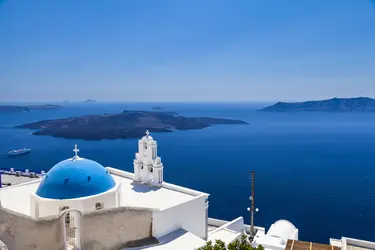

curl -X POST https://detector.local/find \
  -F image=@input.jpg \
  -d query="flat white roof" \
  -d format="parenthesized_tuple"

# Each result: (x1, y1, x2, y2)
(124, 228, 206, 250)
(255, 234, 286, 248)
(125, 225, 243, 250)
(0, 180, 40, 216)
(0, 170, 202, 216)
(208, 228, 242, 245)
(112, 174, 197, 210)
(1, 174, 39, 186)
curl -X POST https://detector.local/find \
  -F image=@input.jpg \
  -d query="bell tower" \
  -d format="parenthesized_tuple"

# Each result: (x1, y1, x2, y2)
(133, 130, 164, 185)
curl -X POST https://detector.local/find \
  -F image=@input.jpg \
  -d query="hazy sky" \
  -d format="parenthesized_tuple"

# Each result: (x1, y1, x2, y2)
(1, 0, 375, 102)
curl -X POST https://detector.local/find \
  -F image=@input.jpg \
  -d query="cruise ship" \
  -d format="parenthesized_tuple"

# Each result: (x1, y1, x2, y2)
(8, 148, 31, 156)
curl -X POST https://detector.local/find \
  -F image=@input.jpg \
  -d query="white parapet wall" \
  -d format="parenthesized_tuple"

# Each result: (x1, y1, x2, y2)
(207, 217, 245, 245)
(208, 217, 244, 236)
(208, 217, 266, 238)
(331, 237, 375, 250)
(208, 218, 229, 228)
(106, 167, 135, 179)
(162, 182, 207, 197)
(330, 238, 342, 247)
(152, 195, 207, 239)
(244, 224, 266, 235)
(106, 167, 209, 198)
(107, 166, 210, 240)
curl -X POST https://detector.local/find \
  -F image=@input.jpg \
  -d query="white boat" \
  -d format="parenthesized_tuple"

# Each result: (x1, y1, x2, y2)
(8, 148, 31, 156)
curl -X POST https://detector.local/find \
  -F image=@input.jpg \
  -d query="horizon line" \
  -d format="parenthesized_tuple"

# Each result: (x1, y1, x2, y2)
(0, 96, 373, 104)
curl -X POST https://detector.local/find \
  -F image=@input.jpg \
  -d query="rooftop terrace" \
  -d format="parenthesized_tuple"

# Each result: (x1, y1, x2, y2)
(0, 168, 208, 216)
(286, 240, 340, 250)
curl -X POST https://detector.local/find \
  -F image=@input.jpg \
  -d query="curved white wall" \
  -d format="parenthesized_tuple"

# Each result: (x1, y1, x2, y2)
(30, 183, 121, 217)
(267, 219, 298, 241)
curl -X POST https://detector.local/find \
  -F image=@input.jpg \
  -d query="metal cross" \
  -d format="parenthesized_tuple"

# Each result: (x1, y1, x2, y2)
(145, 130, 150, 137)
(73, 144, 79, 157)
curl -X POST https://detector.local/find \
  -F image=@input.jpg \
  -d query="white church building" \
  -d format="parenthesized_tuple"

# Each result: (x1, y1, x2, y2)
(0, 131, 254, 250)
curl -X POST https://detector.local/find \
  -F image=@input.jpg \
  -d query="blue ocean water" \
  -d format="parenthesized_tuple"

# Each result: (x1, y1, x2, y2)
(0, 102, 374, 243)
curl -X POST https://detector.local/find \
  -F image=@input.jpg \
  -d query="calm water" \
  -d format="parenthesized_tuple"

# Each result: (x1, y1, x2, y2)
(0, 102, 374, 243)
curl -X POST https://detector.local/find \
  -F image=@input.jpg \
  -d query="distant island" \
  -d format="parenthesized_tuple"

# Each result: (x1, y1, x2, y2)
(15, 111, 248, 140)
(259, 97, 375, 112)
(83, 99, 96, 103)
(0, 104, 63, 113)
(152, 106, 164, 110)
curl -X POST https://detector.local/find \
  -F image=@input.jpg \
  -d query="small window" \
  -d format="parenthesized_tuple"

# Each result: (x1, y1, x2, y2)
(95, 202, 103, 210)
(60, 206, 70, 224)
(60, 206, 69, 212)
(65, 213, 70, 224)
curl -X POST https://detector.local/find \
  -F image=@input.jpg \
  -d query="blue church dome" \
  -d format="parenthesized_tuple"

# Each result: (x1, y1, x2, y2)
(36, 148, 116, 199)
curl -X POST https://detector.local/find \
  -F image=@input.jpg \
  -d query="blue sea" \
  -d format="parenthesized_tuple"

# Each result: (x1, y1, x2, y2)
(0, 102, 374, 243)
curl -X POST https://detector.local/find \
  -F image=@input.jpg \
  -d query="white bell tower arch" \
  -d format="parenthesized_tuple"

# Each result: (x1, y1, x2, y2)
(133, 130, 164, 185)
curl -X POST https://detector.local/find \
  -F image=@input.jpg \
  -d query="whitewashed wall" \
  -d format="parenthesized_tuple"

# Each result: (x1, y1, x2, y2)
(30, 183, 121, 217)
(152, 195, 207, 239)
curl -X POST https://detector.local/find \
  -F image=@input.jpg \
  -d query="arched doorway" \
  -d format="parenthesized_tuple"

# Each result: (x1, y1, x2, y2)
(60, 207, 82, 250)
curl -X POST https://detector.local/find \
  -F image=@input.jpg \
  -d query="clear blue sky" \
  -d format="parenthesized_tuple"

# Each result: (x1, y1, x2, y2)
(1, 0, 375, 102)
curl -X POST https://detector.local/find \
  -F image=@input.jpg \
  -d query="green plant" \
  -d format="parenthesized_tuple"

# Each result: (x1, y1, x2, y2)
(198, 235, 264, 250)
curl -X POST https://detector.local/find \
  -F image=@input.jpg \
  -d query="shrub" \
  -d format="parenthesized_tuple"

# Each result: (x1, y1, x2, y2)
(197, 235, 264, 250)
